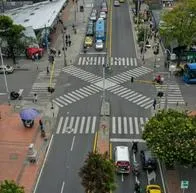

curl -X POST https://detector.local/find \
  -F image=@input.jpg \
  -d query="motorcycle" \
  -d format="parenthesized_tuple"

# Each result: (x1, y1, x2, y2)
(132, 141, 138, 153)
(132, 161, 140, 176)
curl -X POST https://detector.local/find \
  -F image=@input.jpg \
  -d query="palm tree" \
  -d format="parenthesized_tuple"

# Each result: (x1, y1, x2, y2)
(79, 151, 116, 193)
(0, 180, 25, 193)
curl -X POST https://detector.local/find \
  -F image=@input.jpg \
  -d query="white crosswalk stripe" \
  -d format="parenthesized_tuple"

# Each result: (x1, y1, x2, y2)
(62, 65, 102, 83)
(52, 84, 102, 108)
(56, 116, 148, 135)
(107, 85, 153, 109)
(55, 116, 98, 134)
(28, 69, 61, 100)
(155, 81, 185, 105)
(77, 56, 138, 66)
(107, 66, 153, 84)
(111, 116, 149, 135)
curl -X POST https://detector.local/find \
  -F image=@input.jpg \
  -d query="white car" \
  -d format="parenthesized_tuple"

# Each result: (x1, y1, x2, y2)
(114, 0, 120, 6)
(0, 65, 14, 74)
(95, 40, 104, 50)
(90, 12, 97, 21)
(99, 11, 106, 19)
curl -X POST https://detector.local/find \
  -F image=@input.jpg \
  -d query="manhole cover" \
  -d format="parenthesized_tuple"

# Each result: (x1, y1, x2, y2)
(9, 153, 18, 160)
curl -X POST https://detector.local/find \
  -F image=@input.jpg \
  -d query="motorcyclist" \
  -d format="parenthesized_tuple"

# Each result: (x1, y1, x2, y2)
(134, 181, 141, 193)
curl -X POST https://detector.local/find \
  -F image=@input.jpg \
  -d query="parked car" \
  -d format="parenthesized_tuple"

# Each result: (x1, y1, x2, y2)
(146, 185, 162, 193)
(0, 65, 14, 74)
(95, 40, 104, 50)
(99, 11, 107, 19)
(90, 12, 97, 21)
(86, 27, 94, 36)
(114, 0, 120, 7)
(101, 2, 108, 13)
(84, 36, 93, 47)
(140, 150, 157, 170)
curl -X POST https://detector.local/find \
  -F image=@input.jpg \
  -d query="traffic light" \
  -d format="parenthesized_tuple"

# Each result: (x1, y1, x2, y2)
(157, 91, 164, 98)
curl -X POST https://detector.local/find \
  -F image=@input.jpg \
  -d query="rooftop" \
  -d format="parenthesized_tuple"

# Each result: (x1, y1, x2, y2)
(3, 0, 67, 30)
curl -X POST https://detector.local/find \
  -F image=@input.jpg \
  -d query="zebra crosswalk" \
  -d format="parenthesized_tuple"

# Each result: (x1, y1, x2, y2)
(107, 85, 153, 109)
(56, 116, 97, 134)
(78, 56, 138, 66)
(106, 66, 153, 84)
(52, 84, 102, 108)
(112, 116, 149, 134)
(62, 66, 102, 83)
(28, 69, 61, 100)
(55, 116, 149, 135)
(155, 81, 185, 105)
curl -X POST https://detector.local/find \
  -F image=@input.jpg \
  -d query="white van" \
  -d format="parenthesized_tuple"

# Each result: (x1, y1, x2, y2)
(115, 146, 131, 174)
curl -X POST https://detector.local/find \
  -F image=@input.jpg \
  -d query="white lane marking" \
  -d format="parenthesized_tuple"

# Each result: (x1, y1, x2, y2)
(134, 117, 139, 134)
(118, 117, 122, 134)
(158, 159, 167, 193)
(62, 117, 69, 134)
(33, 135, 54, 193)
(60, 181, 65, 193)
(73, 116, 80, 134)
(140, 117, 145, 131)
(112, 117, 116, 134)
(91, 116, 97, 134)
(79, 116, 85, 134)
(110, 138, 146, 143)
(70, 136, 75, 151)
(123, 117, 128, 134)
(129, 117, 133, 134)
(52, 100, 64, 108)
(56, 117, 63, 134)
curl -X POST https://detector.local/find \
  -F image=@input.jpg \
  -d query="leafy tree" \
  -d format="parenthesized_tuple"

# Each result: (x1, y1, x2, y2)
(0, 180, 25, 193)
(0, 15, 26, 64)
(160, 0, 196, 50)
(79, 152, 116, 193)
(143, 109, 196, 167)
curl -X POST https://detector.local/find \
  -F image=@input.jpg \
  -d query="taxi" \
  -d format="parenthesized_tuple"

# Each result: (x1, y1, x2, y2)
(146, 185, 161, 193)
(84, 36, 93, 47)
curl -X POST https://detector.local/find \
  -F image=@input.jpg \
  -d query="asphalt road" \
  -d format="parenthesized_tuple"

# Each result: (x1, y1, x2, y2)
(35, 134, 95, 193)
(111, 1, 136, 57)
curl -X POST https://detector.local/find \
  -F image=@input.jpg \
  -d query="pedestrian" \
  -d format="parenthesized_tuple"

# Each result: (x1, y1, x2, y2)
(33, 93, 38, 103)
(39, 119, 43, 131)
(66, 40, 69, 47)
(58, 50, 61, 57)
(68, 40, 71, 47)
(66, 34, 68, 40)
(35, 52, 39, 60)
(68, 34, 70, 39)
(47, 66, 50, 75)
(131, 77, 134, 83)
(153, 98, 157, 110)
(32, 54, 35, 62)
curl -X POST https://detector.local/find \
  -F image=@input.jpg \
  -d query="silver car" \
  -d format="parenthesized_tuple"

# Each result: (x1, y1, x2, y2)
(95, 40, 104, 50)
(0, 65, 14, 74)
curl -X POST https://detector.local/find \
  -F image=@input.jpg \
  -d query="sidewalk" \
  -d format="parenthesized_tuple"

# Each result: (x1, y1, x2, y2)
(0, 104, 55, 193)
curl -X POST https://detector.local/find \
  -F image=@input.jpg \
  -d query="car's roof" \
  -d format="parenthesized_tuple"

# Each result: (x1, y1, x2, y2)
(97, 40, 103, 42)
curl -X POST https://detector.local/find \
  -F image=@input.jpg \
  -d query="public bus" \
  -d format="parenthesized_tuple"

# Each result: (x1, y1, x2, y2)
(183, 63, 196, 83)
(95, 18, 105, 41)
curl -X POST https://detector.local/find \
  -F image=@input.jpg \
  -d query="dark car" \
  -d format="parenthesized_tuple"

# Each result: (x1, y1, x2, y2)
(140, 150, 157, 170)
(86, 27, 94, 36)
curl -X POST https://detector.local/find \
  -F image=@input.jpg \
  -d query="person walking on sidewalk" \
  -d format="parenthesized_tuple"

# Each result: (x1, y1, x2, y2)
(68, 34, 70, 39)
(68, 40, 71, 47)
(33, 93, 38, 103)
(153, 98, 157, 110)
(47, 66, 50, 75)
(66, 40, 69, 47)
